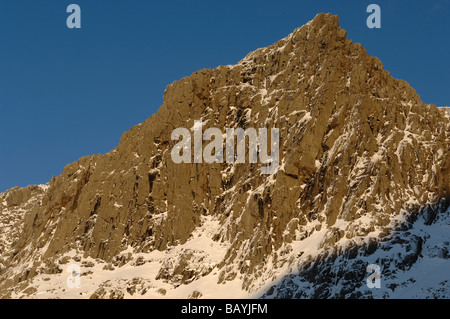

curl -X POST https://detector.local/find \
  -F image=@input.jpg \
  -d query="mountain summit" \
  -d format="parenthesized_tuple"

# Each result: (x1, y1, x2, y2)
(1, 13, 449, 299)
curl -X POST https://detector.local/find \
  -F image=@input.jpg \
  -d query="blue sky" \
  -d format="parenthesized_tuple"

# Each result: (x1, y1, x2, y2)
(0, 0, 449, 192)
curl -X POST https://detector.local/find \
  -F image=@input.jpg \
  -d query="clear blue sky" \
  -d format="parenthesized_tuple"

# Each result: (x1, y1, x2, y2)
(1, 0, 449, 192)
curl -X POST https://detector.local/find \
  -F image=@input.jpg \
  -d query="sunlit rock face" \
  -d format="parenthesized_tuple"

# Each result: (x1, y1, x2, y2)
(0, 13, 448, 299)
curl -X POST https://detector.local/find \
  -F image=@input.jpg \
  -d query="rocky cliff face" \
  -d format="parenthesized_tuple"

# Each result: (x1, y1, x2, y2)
(0, 13, 449, 298)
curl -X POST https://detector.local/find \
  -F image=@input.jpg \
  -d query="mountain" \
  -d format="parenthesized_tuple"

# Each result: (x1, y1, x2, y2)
(0, 13, 449, 299)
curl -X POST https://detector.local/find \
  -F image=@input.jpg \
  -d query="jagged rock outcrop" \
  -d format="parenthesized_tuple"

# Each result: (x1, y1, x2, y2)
(0, 13, 449, 298)
(0, 185, 48, 271)
(156, 249, 215, 286)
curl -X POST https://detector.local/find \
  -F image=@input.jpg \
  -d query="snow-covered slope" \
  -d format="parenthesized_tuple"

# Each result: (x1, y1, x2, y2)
(4, 199, 448, 299)
(262, 199, 450, 299)
(440, 107, 450, 117)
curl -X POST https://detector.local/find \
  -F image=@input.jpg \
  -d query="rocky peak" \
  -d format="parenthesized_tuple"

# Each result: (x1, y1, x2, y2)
(0, 13, 449, 298)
